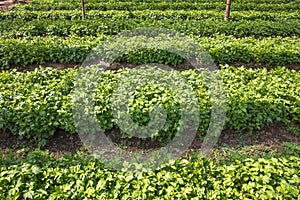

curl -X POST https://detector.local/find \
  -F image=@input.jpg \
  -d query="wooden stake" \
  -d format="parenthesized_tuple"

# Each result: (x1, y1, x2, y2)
(81, 0, 85, 20)
(224, 0, 232, 20)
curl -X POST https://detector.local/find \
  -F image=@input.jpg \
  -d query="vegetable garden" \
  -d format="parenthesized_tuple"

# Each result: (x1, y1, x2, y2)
(0, 0, 299, 199)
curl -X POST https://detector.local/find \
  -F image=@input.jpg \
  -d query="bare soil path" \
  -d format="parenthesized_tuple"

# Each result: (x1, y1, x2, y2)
(0, 0, 28, 11)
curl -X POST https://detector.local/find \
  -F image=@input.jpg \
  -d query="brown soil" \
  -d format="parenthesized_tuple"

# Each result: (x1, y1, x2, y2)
(0, 0, 28, 11)
(0, 124, 298, 157)
(217, 124, 299, 147)
(16, 62, 79, 73)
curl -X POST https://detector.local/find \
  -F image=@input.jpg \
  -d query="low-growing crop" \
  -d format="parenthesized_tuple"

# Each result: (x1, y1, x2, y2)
(12, 0, 300, 12)
(0, 151, 299, 199)
(0, 35, 299, 69)
(0, 0, 298, 198)
(0, 66, 299, 145)
(1, 9, 299, 22)
(1, 18, 299, 38)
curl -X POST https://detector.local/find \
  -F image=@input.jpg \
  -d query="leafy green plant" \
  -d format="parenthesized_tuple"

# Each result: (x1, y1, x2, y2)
(0, 151, 299, 199)
(0, 35, 299, 69)
(11, 0, 300, 12)
(0, 66, 299, 145)
(2, 18, 298, 39)
(282, 142, 300, 157)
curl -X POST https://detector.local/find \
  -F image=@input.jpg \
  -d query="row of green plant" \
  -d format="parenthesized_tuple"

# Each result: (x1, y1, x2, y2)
(12, 2, 235, 11)
(25, 0, 298, 3)
(0, 36, 104, 68)
(1, 18, 299, 39)
(0, 35, 299, 69)
(1, 9, 299, 21)
(0, 150, 299, 199)
(13, 1, 300, 12)
(0, 66, 299, 145)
